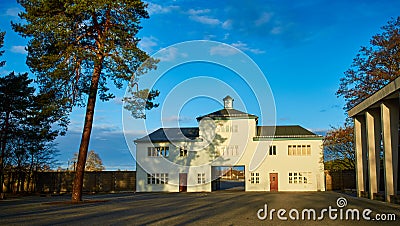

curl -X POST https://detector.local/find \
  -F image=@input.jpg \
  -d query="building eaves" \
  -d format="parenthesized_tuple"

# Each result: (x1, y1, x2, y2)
(348, 76, 400, 117)
(196, 108, 258, 121)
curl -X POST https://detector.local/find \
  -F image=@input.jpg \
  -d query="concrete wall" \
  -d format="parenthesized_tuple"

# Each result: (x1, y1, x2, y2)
(36, 171, 136, 193)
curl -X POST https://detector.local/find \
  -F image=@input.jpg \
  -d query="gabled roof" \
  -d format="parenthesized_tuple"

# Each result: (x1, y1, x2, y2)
(223, 95, 233, 101)
(135, 127, 199, 143)
(196, 108, 258, 121)
(256, 125, 320, 138)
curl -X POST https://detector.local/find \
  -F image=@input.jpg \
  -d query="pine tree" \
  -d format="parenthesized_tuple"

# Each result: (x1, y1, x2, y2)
(0, 31, 5, 68)
(13, 0, 159, 202)
(0, 72, 35, 195)
(0, 30, 5, 198)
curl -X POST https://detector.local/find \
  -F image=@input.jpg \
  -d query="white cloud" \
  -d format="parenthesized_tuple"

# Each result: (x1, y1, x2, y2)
(222, 20, 233, 30)
(231, 41, 265, 54)
(187, 9, 211, 15)
(255, 12, 273, 26)
(139, 36, 158, 53)
(158, 47, 187, 62)
(10, 46, 27, 54)
(93, 123, 121, 133)
(122, 129, 148, 137)
(6, 8, 21, 17)
(67, 118, 122, 134)
(204, 34, 217, 40)
(209, 44, 239, 56)
(145, 2, 179, 15)
(223, 33, 230, 40)
(187, 8, 221, 26)
(189, 15, 221, 25)
(270, 26, 283, 35)
(162, 115, 192, 123)
(310, 128, 328, 136)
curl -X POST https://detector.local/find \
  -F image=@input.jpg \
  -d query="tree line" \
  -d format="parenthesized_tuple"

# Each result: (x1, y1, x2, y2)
(0, 51, 65, 194)
(0, 29, 73, 193)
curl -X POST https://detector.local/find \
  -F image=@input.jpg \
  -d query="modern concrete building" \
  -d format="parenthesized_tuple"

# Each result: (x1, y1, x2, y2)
(348, 76, 400, 202)
(135, 96, 325, 192)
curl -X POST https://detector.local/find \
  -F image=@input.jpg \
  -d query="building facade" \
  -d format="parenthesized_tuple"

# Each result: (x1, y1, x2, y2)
(135, 96, 325, 192)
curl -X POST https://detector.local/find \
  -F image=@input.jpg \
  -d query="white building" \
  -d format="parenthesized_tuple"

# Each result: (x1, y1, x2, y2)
(135, 96, 325, 192)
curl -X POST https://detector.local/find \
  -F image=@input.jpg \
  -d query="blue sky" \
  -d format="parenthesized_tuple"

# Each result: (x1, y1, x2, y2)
(0, 0, 399, 170)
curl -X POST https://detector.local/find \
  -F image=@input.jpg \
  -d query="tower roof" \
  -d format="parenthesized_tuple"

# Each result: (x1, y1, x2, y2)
(197, 95, 256, 120)
(223, 95, 233, 101)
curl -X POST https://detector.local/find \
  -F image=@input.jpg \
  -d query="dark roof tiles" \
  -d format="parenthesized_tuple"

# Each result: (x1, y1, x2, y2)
(196, 108, 258, 121)
(256, 125, 320, 138)
(135, 127, 199, 142)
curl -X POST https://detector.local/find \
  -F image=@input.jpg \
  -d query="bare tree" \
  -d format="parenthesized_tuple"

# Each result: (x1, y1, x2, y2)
(70, 150, 105, 171)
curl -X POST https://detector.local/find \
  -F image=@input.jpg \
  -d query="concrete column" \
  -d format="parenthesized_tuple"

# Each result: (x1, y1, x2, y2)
(381, 100, 399, 202)
(365, 110, 381, 199)
(355, 115, 368, 197)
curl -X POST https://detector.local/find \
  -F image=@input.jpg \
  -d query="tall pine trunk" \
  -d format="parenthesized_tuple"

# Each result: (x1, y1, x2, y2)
(0, 111, 10, 198)
(26, 154, 34, 192)
(71, 60, 102, 202)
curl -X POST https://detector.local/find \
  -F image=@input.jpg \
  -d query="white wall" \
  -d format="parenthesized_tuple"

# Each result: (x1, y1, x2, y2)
(244, 139, 325, 192)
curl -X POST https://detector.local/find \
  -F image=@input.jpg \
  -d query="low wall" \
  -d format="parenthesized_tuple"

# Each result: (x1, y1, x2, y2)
(325, 170, 356, 191)
(36, 171, 136, 193)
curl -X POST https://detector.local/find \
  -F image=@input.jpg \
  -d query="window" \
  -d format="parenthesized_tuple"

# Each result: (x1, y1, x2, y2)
(269, 145, 276, 155)
(179, 147, 188, 157)
(233, 125, 238, 133)
(197, 173, 206, 184)
(148, 147, 169, 157)
(301, 145, 307, 155)
(288, 145, 294, 155)
(147, 173, 168, 184)
(250, 172, 260, 184)
(306, 146, 311, 155)
(216, 124, 238, 133)
(288, 172, 311, 184)
(287, 145, 311, 156)
(218, 145, 239, 156)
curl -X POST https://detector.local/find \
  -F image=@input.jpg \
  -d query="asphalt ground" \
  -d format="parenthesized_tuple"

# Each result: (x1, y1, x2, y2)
(0, 191, 399, 225)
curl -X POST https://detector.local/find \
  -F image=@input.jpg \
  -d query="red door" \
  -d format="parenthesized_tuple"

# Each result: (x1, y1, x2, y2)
(179, 173, 187, 192)
(270, 173, 278, 192)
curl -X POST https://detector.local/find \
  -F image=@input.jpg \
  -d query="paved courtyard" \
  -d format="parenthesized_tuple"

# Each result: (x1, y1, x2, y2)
(0, 191, 399, 225)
